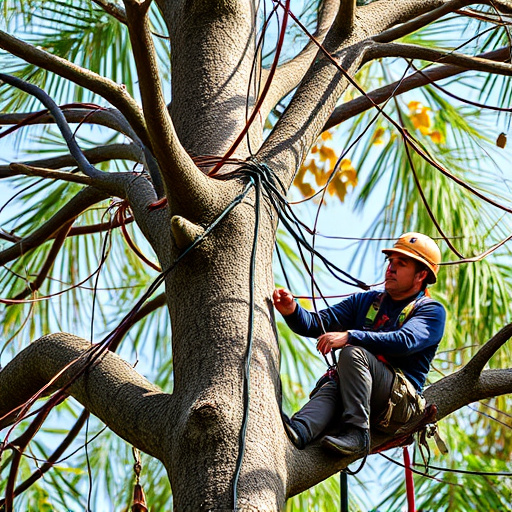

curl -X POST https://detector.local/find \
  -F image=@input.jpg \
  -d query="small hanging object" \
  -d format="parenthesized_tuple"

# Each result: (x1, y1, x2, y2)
(131, 447, 148, 512)
(496, 133, 507, 149)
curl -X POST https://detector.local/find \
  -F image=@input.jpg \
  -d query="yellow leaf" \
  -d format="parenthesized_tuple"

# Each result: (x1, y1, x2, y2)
(318, 145, 337, 163)
(321, 131, 333, 141)
(311, 144, 319, 154)
(411, 110, 431, 131)
(408, 100, 422, 112)
(342, 168, 358, 187)
(328, 175, 348, 202)
(339, 158, 353, 171)
(314, 166, 329, 186)
(371, 126, 385, 145)
(297, 181, 315, 197)
(409, 101, 432, 134)
(429, 130, 444, 144)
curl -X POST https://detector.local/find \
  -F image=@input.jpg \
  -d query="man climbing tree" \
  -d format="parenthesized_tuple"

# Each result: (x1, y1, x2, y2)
(1, 0, 512, 510)
(274, 233, 445, 456)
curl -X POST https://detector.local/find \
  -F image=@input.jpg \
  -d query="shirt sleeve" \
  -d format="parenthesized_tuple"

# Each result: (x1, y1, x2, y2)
(347, 300, 446, 356)
(282, 294, 366, 338)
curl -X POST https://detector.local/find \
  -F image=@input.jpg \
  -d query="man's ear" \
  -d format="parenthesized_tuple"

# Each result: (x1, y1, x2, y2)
(415, 269, 428, 285)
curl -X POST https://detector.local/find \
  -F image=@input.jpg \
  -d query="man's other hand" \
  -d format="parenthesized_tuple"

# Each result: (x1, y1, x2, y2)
(272, 288, 297, 316)
(316, 332, 349, 354)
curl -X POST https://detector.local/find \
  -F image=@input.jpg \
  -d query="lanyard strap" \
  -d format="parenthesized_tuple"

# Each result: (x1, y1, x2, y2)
(364, 291, 425, 331)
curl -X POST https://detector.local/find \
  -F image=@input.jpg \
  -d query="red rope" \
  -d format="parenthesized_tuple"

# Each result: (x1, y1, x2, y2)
(403, 446, 416, 512)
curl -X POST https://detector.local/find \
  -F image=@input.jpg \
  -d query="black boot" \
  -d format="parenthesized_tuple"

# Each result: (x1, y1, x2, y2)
(282, 414, 309, 450)
(322, 426, 369, 456)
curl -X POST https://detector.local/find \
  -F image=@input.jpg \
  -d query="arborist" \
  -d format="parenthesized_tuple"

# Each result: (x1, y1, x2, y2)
(273, 232, 446, 456)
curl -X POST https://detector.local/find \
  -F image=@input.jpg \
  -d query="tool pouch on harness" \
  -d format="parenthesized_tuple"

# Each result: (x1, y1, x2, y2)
(375, 369, 426, 435)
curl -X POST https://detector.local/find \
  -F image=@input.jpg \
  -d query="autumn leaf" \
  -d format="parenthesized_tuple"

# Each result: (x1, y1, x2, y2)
(408, 100, 432, 135)
(429, 130, 444, 144)
(371, 126, 386, 145)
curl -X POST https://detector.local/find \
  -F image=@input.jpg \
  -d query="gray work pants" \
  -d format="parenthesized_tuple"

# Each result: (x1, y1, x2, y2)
(292, 346, 395, 442)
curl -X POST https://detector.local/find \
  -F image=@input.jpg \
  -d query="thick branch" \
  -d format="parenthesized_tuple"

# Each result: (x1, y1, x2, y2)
(335, 0, 356, 36)
(0, 333, 174, 460)
(463, 322, 512, 376)
(424, 368, 512, 420)
(371, 0, 474, 43)
(122, 0, 212, 216)
(0, 30, 150, 148)
(325, 46, 511, 129)
(92, 0, 128, 23)
(366, 42, 512, 75)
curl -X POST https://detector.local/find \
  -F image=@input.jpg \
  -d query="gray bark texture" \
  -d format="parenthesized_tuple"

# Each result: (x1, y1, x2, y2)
(1, 0, 512, 510)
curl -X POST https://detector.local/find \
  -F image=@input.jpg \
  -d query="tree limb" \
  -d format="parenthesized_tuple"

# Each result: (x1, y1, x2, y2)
(1, 144, 143, 179)
(122, 0, 213, 216)
(92, 0, 127, 23)
(463, 322, 512, 376)
(1, 74, 108, 180)
(334, 0, 356, 36)
(366, 42, 512, 75)
(0, 107, 143, 147)
(8, 164, 95, 185)
(286, 366, 512, 497)
(0, 30, 151, 149)
(0, 333, 174, 460)
(285, 323, 512, 496)
(371, 0, 475, 43)
(324, 46, 511, 129)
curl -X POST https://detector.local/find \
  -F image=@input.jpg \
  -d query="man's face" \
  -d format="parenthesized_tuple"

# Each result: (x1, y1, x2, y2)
(384, 252, 427, 299)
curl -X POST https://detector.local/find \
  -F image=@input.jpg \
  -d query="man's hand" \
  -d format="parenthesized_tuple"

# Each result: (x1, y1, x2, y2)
(316, 332, 349, 354)
(272, 288, 297, 316)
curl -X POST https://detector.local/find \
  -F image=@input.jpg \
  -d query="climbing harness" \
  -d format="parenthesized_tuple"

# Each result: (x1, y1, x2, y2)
(364, 290, 427, 331)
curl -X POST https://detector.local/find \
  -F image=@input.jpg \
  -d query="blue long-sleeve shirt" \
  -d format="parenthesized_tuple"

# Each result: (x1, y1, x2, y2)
(283, 290, 446, 391)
